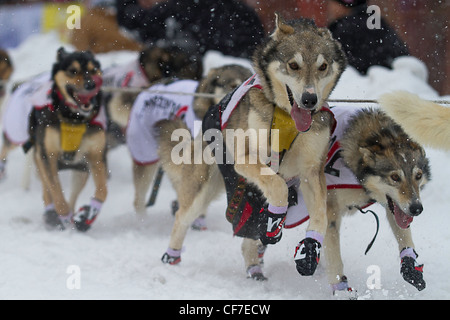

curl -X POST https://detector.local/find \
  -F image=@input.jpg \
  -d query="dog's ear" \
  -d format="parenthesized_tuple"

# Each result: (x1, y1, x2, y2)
(318, 27, 334, 40)
(56, 47, 68, 62)
(359, 147, 376, 166)
(271, 12, 294, 40)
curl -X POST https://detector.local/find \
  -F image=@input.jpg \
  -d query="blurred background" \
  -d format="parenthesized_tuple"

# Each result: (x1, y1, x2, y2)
(0, 0, 448, 95)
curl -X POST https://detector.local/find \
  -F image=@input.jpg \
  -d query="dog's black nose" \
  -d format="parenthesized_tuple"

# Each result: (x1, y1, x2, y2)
(301, 92, 317, 109)
(84, 79, 96, 91)
(409, 202, 423, 216)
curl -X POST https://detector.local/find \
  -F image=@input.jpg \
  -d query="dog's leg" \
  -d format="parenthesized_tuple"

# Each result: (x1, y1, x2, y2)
(34, 144, 70, 216)
(385, 207, 425, 290)
(132, 162, 157, 214)
(325, 189, 368, 296)
(33, 141, 74, 230)
(72, 132, 108, 232)
(242, 238, 267, 280)
(33, 151, 53, 208)
(325, 210, 357, 298)
(324, 210, 344, 287)
(235, 161, 288, 207)
(69, 170, 89, 213)
(298, 163, 328, 237)
(293, 131, 330, 276)
(162, 165, 223, 264)
(85, 135, 108, 204)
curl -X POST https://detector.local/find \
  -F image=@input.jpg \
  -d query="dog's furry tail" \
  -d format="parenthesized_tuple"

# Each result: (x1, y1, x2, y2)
(379, 91, 450, 150)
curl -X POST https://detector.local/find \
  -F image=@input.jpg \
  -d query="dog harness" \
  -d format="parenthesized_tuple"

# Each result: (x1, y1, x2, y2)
(26, 81, 107, 157)
(126, 79, 200, 165)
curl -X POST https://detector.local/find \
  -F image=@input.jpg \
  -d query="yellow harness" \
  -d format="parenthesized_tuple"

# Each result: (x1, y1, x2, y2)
(60, 122, 87, 153)
(271, 106, 298, 153)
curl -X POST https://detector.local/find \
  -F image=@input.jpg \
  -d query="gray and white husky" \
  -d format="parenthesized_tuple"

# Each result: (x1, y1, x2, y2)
(157, 14, 347, 277)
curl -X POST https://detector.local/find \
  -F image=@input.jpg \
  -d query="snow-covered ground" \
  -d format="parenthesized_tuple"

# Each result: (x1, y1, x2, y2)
(1, 32, 450, 300)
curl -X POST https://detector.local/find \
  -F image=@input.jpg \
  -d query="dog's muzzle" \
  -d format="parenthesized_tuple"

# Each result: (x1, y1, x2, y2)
(387, 196, 422, 229)
(286, 85, 313, 132)
(65, 75, 103, 117)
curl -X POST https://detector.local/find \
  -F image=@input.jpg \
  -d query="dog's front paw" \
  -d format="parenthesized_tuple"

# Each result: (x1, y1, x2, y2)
(331, 276, 358, 300)
(161, 253, 181, 265)
(161, 248, 181, 265)
(43, 209, 71, 231)
(400, 256, 426, 291)
(73, 205, 99, 232)
(259, 205, 287, 245)
(294, 237, 321, 276)
(246, 264, 267, 281)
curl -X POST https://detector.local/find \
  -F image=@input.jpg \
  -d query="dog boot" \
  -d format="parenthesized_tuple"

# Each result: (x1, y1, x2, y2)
(191, 215, 207, 231)
(331, 276, 358, 299)
(73, 198, 102, 232)
(259, 204, 287, 245)
(246, 264, 267, 281)
(43, 207, 73, 231)
(161, 248, 181, 265)
(294, 233, 322, 276)
(400, 248, 425, 291)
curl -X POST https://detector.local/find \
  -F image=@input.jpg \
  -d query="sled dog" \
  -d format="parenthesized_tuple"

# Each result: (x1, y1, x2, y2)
(241, 106, 430, 296)
(379, 90, 450, 151)
(127, 64, 252, 214)
(157, 14, 347, 276)
(25, 47, 108, 232)
(105, 44, 204, 148)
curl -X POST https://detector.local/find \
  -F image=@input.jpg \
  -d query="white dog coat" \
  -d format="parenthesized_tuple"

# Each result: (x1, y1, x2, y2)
(126, 79, 200, 165)
(2, 72, 50, 145)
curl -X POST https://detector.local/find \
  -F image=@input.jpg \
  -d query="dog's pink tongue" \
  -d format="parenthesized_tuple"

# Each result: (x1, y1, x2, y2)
(394, 204, 413, 229)
(290, 101, 312, 132)
(76, 92, 94, 105)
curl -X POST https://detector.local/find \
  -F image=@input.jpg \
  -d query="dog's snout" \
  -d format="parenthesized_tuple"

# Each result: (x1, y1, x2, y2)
(84, 78, 96, 91)
(301, 92, 318, 109)
(409, 202, 423, 216)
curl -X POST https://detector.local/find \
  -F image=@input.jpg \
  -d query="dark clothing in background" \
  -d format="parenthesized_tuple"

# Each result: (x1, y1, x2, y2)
(328, 4, 409, 74)
(116, 0, 266, 59)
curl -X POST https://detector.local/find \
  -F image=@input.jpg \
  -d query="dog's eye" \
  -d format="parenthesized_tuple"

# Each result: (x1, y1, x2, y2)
(67, 68, 78, 76)
(390, 173, 401, 182)
(318, 63, 328, 71)
(416, 172, 423, 180)
(288, 62, 300, 70)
